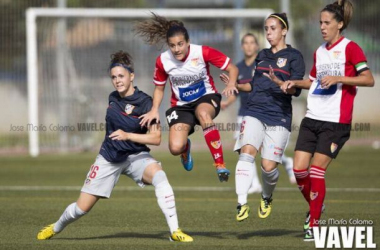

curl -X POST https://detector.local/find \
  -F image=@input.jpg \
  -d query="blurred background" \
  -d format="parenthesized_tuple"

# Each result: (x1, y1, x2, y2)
(1, 0, 379, 156)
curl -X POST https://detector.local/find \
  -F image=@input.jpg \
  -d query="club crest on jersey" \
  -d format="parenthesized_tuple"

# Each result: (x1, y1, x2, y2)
(331, 142, 338, 154)
(277, 58, 287, 68)
(125, 104, 135, 115)
(211, 99, 218, 108)
(333, 50, 341, 59)
(191, 57, 199, 67)
(310, 191, 319, 200)
(211, 140, 221, 149)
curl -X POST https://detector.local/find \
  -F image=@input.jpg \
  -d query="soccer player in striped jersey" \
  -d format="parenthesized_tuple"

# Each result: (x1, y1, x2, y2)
(135, 13, 239, 182)
(284, 0, 375, 241)
(223, 13, 305, 222)
(37, 51, 192, 242)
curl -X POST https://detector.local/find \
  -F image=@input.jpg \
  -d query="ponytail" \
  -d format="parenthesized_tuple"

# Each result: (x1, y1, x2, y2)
(322, 0, 353, 31)
(134, 12, 189, 45)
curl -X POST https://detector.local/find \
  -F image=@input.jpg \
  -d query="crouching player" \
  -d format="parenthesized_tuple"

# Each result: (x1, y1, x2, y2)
(37, 51, 193, 242)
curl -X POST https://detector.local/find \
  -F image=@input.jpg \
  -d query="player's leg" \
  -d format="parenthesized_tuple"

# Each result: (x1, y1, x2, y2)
(244, 116, 262, 193)
(168, 123, 194, 171)
(37, 155, 123, 240)
(127, 152, 192, 242)
(308, 153, 331, 226)
(233, 116, 264, 221)
(247, 158, 263, 194)
(293, 151, 313, 202)
(304, 121, 350, 241)
(303, 153, 331, 241)
(52, 192, 99, 234)
(37, 192, 97, 240)
(293, 117, 318, 205)
(235, 145, 257, 221)
(166, 107, 195, 171)
(258, 125, 290, 219)
(194, 94, 229, 182)
(168, 123, 191, 156)
(258, 159, 278, 219)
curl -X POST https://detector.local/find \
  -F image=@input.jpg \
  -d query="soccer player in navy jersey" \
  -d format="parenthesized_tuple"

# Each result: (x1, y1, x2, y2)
(221, 33, 297, 195)
(37, 51, 193, 242)
(225, 13, 305, 222)
(283, 0, 375, 241)
(135, 13, 239, 182)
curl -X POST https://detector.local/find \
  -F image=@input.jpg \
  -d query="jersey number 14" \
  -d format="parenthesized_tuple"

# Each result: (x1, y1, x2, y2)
(167, 111, 179, 123)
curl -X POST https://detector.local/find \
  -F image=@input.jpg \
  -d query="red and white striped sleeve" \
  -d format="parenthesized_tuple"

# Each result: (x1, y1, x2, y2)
(153, 55, 168, 86)
(309, 50, 317, 82)
(202, 46, 230, 70)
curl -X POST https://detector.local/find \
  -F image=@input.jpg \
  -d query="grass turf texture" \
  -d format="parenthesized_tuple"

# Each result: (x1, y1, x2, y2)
(0, 147, 379, 250)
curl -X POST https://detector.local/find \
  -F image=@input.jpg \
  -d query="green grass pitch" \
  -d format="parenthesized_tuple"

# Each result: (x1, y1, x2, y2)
(0, 147, 379, 250)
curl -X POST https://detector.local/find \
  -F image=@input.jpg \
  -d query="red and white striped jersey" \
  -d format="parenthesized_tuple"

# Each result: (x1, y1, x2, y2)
(153, 44, 230, 107)
(306, 37, 369, 124)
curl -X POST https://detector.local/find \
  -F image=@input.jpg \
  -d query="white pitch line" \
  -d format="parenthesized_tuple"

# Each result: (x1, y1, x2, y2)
(0, 186, 379, 192)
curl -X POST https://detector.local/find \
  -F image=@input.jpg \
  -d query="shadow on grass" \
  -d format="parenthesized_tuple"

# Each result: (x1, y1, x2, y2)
(237, 229, 300, 239)
(58, 232, 168, 241)
(57, 229, 301, 241)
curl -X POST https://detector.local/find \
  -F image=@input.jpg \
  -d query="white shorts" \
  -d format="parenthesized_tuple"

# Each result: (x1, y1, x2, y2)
(234, 116, 243, 140)
(81, 152, 159, 198)
(234, 116, 290, 163)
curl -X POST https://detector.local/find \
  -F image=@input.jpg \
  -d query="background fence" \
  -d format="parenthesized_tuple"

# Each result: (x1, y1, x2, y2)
(1, 0, 379, 155)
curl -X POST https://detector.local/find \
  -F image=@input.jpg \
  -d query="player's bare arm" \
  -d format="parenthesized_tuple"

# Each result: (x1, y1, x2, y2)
(109, 123, 161, 146)
(321, 69, 374, 88)
(140, 85, 165, 127)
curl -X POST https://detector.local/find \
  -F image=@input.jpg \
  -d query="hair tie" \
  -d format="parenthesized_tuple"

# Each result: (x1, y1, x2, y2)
(109, 63, 133, 73)
(270, 15, 288, 30)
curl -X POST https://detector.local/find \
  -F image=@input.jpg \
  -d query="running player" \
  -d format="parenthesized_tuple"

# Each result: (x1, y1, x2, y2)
(37, 51, 193, 242)
(228, 13, 305, 222)
(221, 33, 262, 193)
(283, 0, 374, 241)
(135, 13, 239, 182)
(220, 33, 296, 194)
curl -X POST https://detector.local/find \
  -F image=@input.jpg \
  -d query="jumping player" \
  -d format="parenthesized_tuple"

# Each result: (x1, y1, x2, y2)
(283, 0, 375, 241)
(226, 13, 305, 222)
(136, 13, 239, 182)
(37, 51, 193, 242)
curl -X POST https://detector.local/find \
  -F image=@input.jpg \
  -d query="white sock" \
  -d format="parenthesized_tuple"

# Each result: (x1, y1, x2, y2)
(152, 170, 178, 234)
(250, 161, 262, 189)
(235, 153, 255, 205)
(261, 167, 279, 198)
(54, 202, 87, 233)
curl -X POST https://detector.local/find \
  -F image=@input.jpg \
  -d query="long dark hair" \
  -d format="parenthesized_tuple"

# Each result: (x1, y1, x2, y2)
(134, 12, 189, 45)
(322, 0, 353, 31)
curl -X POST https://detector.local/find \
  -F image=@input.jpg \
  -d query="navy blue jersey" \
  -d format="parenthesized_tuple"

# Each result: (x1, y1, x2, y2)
(100, 87, 153, 163)
(245, 45, 305, 131)
(236, 60, 256, 116)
